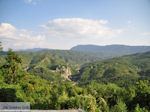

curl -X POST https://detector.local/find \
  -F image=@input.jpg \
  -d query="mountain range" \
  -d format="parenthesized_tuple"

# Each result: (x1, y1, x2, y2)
(71, 44, 150, 57)
(0, 44, 150, 111)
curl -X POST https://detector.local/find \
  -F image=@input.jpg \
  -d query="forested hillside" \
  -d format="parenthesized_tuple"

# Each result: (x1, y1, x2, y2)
(73, 52, 150, 84)
(18, 50, 101, 66)
(0, 45, 150, 111)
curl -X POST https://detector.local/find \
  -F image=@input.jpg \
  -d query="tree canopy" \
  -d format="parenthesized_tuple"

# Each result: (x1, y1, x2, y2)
(0, 48, 150, 111)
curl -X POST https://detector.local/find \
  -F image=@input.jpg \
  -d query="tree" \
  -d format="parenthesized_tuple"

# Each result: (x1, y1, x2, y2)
(1, 49, 23, 84)
(134, 104, 149, 112)
(111, 100, 127, 112)
(135, 80, 150, 109)
(66, 95, 98, 112)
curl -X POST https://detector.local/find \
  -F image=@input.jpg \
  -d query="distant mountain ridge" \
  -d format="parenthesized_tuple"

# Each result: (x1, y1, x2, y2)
(16, 44, 150, 61)
(19, 48, 50, 52)
(71, 44, 150, 56)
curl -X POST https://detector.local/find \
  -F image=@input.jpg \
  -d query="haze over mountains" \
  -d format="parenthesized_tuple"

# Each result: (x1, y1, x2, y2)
(21, 44, 150, 60)
(71, 44, 150, 54)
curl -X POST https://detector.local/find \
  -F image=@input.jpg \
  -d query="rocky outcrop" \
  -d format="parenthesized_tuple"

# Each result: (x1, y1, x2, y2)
(53, 65, 72, 80)
(60, 66, 71, 80)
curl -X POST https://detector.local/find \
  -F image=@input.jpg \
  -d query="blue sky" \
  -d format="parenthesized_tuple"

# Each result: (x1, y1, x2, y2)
(0, 0, 150, 50)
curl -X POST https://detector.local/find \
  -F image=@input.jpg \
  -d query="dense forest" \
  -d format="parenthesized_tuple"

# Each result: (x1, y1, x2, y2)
(0, 42, 150, 112)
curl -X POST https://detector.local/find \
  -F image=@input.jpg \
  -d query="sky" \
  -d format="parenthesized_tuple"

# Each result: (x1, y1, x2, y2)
(0, 0, 150, 50)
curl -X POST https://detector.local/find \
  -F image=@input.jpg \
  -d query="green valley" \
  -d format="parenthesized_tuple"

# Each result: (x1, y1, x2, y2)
(0, 43, 150, 111)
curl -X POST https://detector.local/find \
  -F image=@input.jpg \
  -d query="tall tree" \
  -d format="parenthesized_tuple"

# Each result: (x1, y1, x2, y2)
(2, 49, 23, 84)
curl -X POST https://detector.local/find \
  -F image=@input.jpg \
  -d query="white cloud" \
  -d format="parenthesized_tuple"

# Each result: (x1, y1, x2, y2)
(24, 0, 40, 5)
(42, 18, 122, 38)
(141, 32, 150, 36)
(0, 23, 16, 37)
(38, 18, 124, 49)
(0, 18, 149, 50)
(0, 23, 49, 50)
